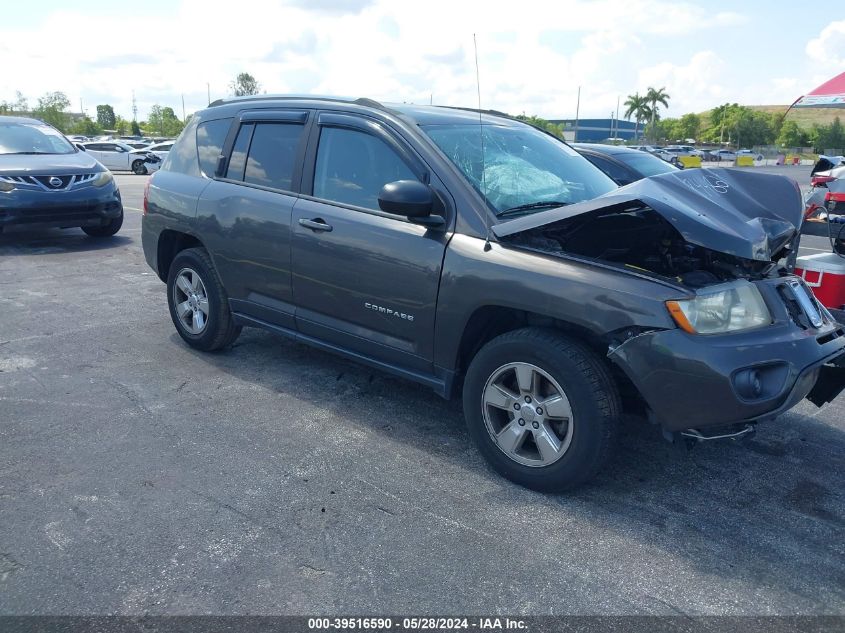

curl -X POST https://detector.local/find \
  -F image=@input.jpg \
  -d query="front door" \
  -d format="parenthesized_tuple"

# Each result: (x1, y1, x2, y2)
(291, 112, 451, 372)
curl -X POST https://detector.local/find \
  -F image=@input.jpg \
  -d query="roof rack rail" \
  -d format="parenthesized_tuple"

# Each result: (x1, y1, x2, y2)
(439, 105, 515, 121)
(206, 94, 393, 111)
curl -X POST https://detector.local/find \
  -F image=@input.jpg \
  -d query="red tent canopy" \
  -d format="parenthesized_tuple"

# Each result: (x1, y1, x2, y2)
(793, 70, 845, 108)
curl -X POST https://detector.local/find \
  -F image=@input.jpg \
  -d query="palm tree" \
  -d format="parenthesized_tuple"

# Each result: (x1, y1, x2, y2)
(645, 86, 670, 142)
(623, 93, 651, 142)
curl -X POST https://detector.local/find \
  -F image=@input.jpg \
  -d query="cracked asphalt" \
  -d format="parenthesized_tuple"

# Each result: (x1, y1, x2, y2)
(1, 169, 843, 615)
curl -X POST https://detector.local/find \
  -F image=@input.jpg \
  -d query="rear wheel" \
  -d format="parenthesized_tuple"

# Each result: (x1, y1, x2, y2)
(462, 328, 620, 492)
(166, 247, 241, 351)
(82, 210, 123, 237)
(131, 159, 147, 175)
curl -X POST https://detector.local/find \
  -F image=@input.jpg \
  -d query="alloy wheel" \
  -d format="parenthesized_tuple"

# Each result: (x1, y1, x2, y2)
(172, 267, 209, 335)
(481, 362, 574, 467)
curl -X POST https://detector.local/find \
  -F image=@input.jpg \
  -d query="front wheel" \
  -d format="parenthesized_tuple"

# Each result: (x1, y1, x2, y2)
(131, 159, 148, 175)
(166, 247, 241, 351)
(82, 210, 123, 237)
(462, 328, 620, 492)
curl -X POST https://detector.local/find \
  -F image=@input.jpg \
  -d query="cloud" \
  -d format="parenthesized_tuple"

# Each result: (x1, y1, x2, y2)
(85, 54, 160, 68)
(0, 0, 792, 123)
(806, 20, 845, 65)
(424, 47, 465, 65)
(285, 0, 374, 13)
(263, 31, 319, 62)
(637, 51, 727, 115)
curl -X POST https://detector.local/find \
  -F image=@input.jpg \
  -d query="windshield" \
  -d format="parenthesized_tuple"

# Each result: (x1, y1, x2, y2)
(617, 151, 678, 177)
(422, 123, 616, 216)
(0, 121, 76, 155)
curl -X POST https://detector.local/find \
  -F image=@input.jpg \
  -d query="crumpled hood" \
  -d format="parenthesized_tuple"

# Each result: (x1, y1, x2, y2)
(493, 168, 804, 262)
(0, 151, 102, 175)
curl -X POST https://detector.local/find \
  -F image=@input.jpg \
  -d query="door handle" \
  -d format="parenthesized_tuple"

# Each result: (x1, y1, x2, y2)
(298, 218, 333, 232)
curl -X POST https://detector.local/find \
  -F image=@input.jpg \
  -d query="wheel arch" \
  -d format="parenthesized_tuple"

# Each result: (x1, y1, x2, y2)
(450, 305, 643, 411)
(156, 230, 204, 282)
(454, 305, 608, 375)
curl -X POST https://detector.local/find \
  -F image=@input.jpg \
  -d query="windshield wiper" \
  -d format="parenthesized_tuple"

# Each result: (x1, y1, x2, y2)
(3, 151, 56, 155)
(496, 201, 569, 218)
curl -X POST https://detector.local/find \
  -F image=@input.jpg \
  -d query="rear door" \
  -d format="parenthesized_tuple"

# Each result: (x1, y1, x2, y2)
(196, 110, 311, 329)
(290, 112, 451, 372)
(97, 143, 125, 170)
(83, 143, 106, 165)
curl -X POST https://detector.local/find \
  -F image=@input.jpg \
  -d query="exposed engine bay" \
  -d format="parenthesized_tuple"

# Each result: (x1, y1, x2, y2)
(492, 168, 805, 290)
(506, 205, 783, 288)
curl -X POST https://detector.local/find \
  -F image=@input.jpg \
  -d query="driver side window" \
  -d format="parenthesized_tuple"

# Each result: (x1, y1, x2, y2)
(313, 126, 417, 211)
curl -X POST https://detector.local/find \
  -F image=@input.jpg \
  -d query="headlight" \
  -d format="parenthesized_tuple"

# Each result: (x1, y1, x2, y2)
(92, 171, 113, 187)
(666, 281, 771, 334)
(0, 180, 14, 192)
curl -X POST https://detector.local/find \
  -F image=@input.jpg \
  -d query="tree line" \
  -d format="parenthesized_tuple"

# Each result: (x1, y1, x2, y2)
(0, 90, 184, 137)
(0, 73, 263, 139)
(651, 105, 844, 150)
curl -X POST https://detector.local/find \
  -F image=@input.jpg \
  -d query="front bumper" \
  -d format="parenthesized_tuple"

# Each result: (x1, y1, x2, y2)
(0, 184, 122, 229)
(609, 278, 845, 432)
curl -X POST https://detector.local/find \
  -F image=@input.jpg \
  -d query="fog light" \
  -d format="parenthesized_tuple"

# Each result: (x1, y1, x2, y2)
(735, 369, 763, 400)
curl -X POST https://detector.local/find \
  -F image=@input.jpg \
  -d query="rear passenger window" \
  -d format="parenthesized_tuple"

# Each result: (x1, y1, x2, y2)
(196, 118, 232, 177)
(313, 127, 416, 211)
(226, 124, 253, 181)
(585, 154, 632, 185)
(243, 123, 304, 191)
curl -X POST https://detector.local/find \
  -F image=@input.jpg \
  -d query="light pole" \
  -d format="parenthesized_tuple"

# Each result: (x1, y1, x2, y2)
(574, 86, 580, 142)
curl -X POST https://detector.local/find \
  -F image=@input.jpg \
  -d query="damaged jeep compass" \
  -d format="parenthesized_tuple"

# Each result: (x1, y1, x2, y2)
(142, 96, 845, 491)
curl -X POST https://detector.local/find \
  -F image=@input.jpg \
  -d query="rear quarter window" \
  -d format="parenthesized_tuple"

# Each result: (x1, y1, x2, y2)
(196, 118, 232, 177)
(161, 116, 200, 177)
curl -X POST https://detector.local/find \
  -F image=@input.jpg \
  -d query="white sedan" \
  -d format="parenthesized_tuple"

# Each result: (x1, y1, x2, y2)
(80, 140, 155, 174)
(130, 141, 173, 174)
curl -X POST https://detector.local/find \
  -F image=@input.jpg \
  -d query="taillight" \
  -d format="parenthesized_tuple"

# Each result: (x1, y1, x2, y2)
(143, 178, 150, 215)
(825, 191, 845, 211)
(811, 175, 835, 186)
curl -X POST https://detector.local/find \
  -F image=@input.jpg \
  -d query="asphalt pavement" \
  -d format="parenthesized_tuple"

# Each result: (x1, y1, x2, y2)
(1, 169, 843, 616)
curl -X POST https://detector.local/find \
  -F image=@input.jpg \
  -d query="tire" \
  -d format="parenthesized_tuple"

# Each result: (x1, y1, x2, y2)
(131, 159, 148, 175)
(82, 210, 123, 237)
(462, 328, 620, 492)
(166, 247, 241, 351)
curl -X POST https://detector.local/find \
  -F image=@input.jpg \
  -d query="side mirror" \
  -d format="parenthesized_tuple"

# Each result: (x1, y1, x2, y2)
(76, 144, 86, 151)
(378, 180, 435, 217)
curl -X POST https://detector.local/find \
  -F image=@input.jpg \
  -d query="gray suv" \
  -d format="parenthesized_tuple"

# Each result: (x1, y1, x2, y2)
(142, 96, 845, 491)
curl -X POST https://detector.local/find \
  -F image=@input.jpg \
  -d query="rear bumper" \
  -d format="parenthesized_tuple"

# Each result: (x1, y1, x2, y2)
(0, 185, 122, 229)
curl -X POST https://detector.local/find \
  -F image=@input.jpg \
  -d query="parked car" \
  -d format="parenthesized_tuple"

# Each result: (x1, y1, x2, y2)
(712, 149, 738, 161)
(627, 145, 657, 153)
(141, 141, 173, 161)
(811, 155, 845, 186)
(128, 141, 172, 175)
(141, 96, 845, 492)
(0, 116, 123, 236)
(80, 140, 154, 174)
(664, 145, 696, 157)
(651, 147, 683, 166)
(737, 149, 764, 162)
(573, 143, 679, 185)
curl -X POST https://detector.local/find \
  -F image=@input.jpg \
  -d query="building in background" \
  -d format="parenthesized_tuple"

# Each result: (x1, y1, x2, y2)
(551, 118, 640, 143)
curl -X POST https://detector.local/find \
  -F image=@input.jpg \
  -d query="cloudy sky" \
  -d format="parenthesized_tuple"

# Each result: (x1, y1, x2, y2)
(1, 0, 843, 123)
